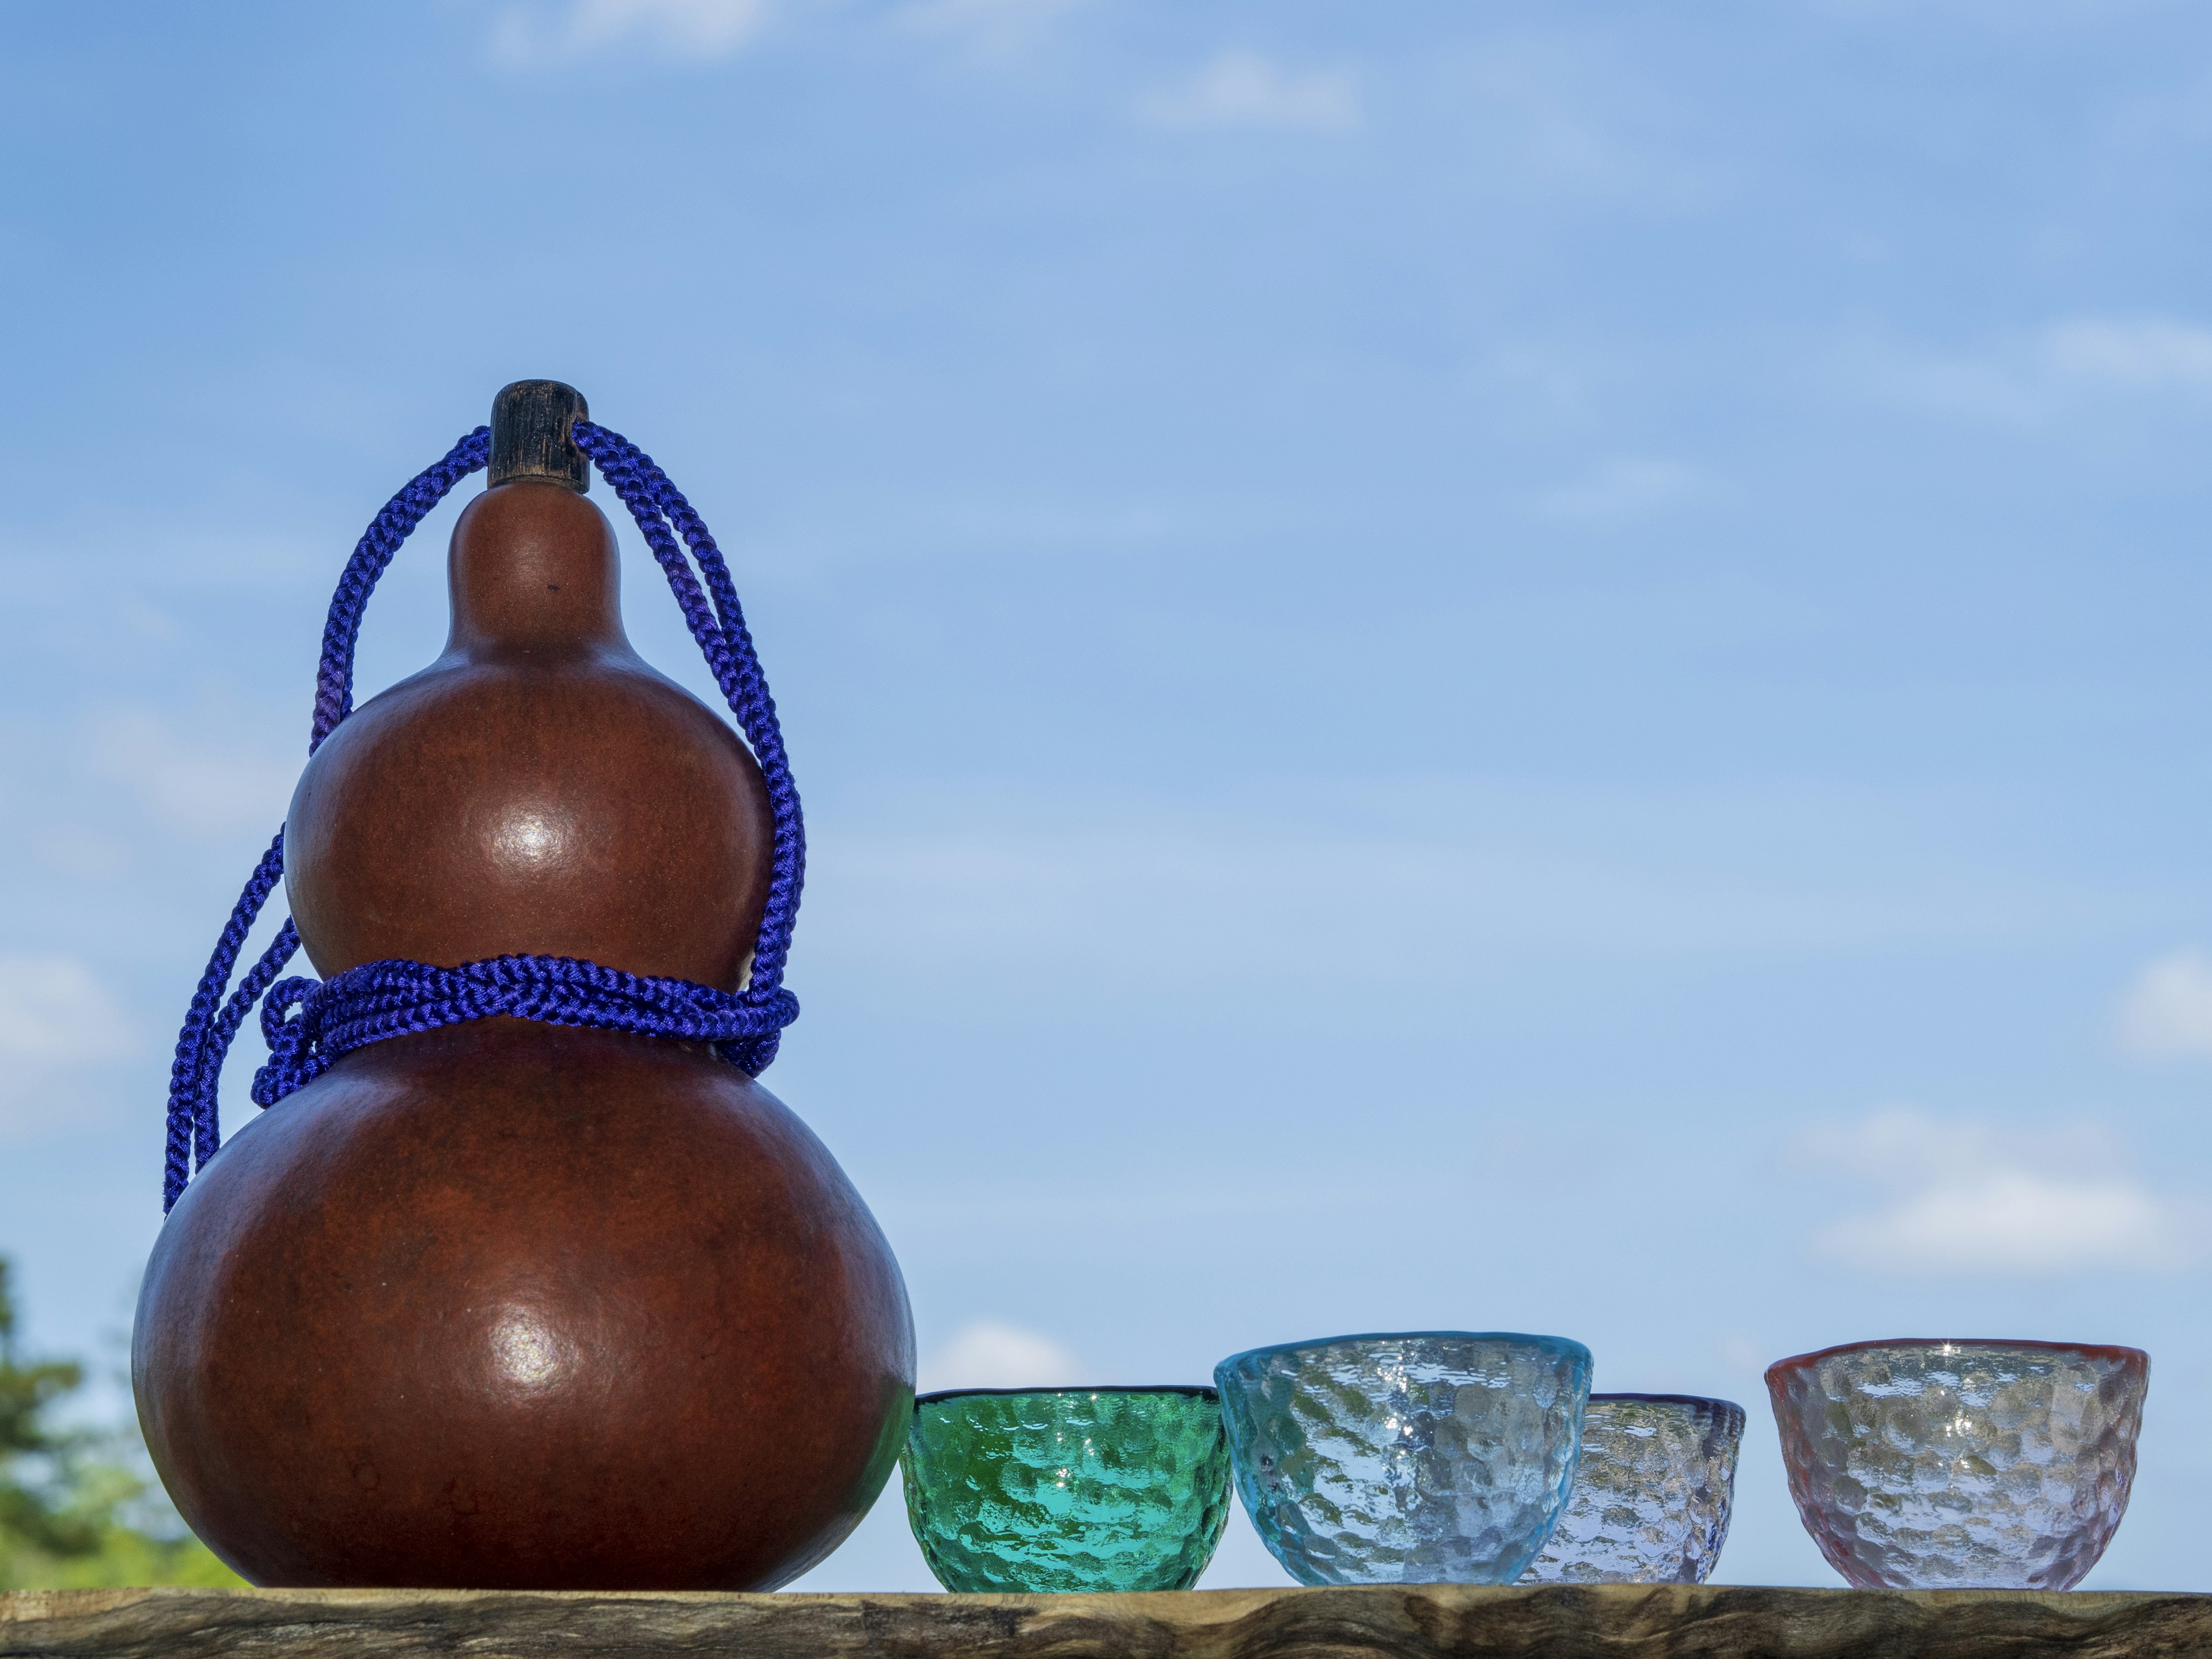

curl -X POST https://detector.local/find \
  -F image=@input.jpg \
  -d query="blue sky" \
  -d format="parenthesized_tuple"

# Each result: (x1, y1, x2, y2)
(6, 0, 2212, 1591)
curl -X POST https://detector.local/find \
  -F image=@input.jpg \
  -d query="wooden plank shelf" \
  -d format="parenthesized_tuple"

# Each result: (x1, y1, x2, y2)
(3, 1583, 2208, 1659)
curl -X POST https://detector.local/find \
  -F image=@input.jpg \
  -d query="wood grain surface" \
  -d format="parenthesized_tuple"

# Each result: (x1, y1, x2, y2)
(4, 1583, 2208, 1659)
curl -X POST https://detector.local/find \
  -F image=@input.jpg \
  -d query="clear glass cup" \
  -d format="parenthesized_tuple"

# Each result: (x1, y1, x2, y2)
(1520, 1393, 1743, 1584)
(1766, 1338, 2149, 1589)
(1215, 1330, 1591, 1585)
(900, 1385, 1230, 1592)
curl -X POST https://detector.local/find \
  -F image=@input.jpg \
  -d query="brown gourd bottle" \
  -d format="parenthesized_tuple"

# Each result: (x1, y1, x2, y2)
(132, 382, 915, 1589)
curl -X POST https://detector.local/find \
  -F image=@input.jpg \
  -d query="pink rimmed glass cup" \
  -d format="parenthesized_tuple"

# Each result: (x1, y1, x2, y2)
(1766, 1338, 2148, 1589)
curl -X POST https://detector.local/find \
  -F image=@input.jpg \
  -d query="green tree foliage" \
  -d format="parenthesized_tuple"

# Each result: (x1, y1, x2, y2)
(0, 1257, 241, 1589)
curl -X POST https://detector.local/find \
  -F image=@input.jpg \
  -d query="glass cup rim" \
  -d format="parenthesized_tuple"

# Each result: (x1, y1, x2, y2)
(914, 1384, 1220, 1408)
(1215, 1329, 1593, 1373)
(1588, 1391, 1745, 1414)
(1766, 1336, 2150, 1383)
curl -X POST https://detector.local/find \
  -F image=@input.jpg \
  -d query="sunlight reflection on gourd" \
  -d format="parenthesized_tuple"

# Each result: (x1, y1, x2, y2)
(490, 1306, 572, 1391)
(492, 808, 565, 866)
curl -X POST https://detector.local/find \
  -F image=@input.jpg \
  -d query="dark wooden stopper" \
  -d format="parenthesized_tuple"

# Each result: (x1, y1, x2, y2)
(489, 380, 590, 493)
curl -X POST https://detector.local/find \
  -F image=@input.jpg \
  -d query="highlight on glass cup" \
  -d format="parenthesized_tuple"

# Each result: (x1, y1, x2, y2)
(1214, 1330, 1592, 1586)
(1766, 1338, 2149, 1590)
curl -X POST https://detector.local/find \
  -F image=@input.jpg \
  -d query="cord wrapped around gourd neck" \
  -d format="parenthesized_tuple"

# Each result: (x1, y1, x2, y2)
(161, 422, 804, 1213)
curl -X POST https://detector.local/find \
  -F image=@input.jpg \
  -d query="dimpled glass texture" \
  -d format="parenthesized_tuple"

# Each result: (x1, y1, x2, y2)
(1766, 1339, 2149, 1589)
(1520, 1394, 1744, 1585)
(1215, 1331, 1592, 1586)
(900, 1387, 1231, 1593)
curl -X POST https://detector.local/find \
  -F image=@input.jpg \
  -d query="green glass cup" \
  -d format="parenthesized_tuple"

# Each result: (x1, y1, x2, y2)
(902, 1385, 1231, 1592)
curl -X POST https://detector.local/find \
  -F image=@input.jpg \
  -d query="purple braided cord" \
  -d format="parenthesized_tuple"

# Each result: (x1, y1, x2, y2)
(572, 421, 806, 1055)
(251, 955, 800, 1106)
(162, 431, 489, 1210)
(161, 419, 802, 1213)
(161, 834, 291, 1207)
(314, 428, 494, 751)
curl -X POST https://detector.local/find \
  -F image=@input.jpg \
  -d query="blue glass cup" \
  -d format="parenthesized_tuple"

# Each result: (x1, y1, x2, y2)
(1215, 1331, 1592, 1585)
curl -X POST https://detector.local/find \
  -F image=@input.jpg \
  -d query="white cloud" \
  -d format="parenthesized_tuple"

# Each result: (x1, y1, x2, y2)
(901, 0, 1088, 59)
(919, 1320, 1086, 1392)
(795, 778, 2135, 1017)
(86, 707, 297, 837)
(1446, 38, 1719, 213)
(1853, 315, 2212, 425)
(1139, 52, 1360, 133)
(0, 956, 126, 1064)
(491, 0, 772, 66)
(1818, 1170, 2197, 1275)
(1533, 457, 1711, 523)
(2046, 319, 2212, 389)
(2118, 949, 2212, 1058)
(30, 828, 132, 882)
(0, 954, 135, 1141)
(1852, 342, 2050, 426)
(1799, 1108, 2207, 1276)
(1797, 1107, 2118, 1181)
